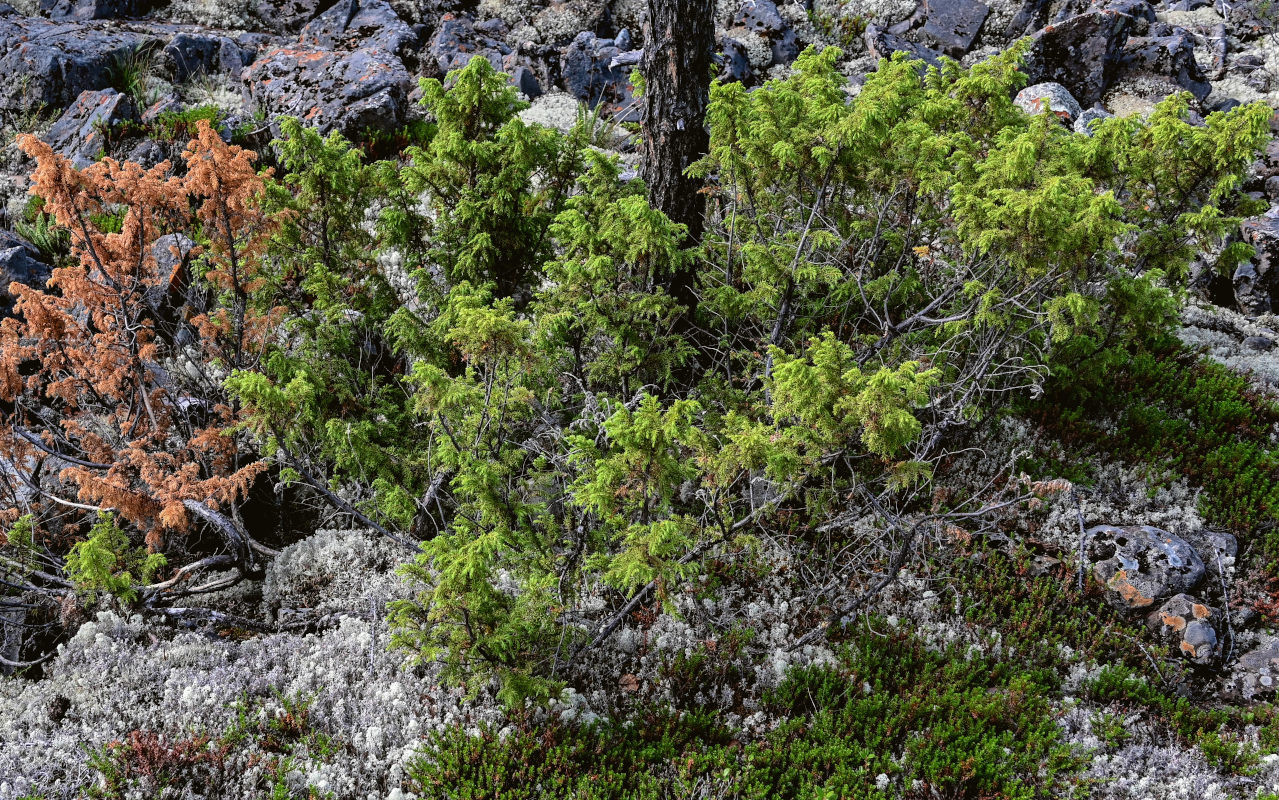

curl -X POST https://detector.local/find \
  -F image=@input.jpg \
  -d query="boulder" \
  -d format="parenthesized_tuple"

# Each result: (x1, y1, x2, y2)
(1208, 23, 1227, 80)
(300, 0, 420, 64)
(0, 16, 161, 118)
(42, 88, 137, 168)
(1234, 213, 1279, 316)
(424, 13, 510, 79)
(913, 0, 989, 58)
(1113, 34, 1210, 103)
(253, 0, 337, 34)
(1146, 593, 1219, 665)
(1182, 529, 1237, 577)
(0, 230, 53, 318)
(733, 0, 787, 35)
(864, 23, 942, 69)
(1022, 7, 1135, 107)
(161, 32, 257, 84)
(560, 30, 641, 120)
(242, 44, 413, 140)
(1004, 0, 1087, 38)
(717, 36, 753, 84)
(1073, 105, 1114, 134)
(386, 0, 467, 25)
(1087, 524, 1205, 612)
(502, 41, 563, 101)
(1234, 260, 1271, 315)
(39, 0, 153, 19)
(1014, 81, 1082, 123)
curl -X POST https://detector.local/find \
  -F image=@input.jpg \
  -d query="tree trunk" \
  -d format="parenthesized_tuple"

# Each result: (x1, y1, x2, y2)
(642, 0, 714, 312)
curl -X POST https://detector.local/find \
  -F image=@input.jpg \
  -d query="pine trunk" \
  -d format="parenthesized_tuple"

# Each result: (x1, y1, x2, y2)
(641, 0, 713, 312)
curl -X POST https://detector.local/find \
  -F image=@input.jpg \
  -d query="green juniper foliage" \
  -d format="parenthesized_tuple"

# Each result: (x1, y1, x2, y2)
(220, 48, 1270, 704)
(65, 513, 166, 605)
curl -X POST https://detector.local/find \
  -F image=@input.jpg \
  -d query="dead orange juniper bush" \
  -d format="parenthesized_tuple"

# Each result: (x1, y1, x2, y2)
(0, 121, 276, 609)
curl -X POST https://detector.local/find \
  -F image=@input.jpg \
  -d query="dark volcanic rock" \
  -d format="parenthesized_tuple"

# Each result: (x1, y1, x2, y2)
(0, 230, 52, 318)
(560, 30, 640, 120)
(254, 0, 339, 34)
(386, 0, 470, 25)
(43, 88, 137, 167)
(864, 23, 942, 69)
(301, 0, 420, 64)
(424, 13, 510, 78)
(40, 0, 153, 20)
(716, 36, 752, 84)
(1234, 213, 1279, 315)
(1022, 6, 1135, 107)
(1087, 524, 1205, 612)
(1114, 33, 1210, 102)
(733, 0, 787, 35)
(1004, 0, 1086, 38)
(0, 16, 161, 118)
(914, 0, 989, 58)
(732, 0, 798, 67)
(243, 45, 413, 139)
(162, 32, 257, 84)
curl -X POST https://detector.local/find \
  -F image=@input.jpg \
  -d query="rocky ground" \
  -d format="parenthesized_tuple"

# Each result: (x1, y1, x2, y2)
(1, 0, 1279, 796)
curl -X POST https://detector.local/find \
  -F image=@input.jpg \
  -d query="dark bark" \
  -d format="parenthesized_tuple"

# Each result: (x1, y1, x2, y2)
(641, 0, 714, 313)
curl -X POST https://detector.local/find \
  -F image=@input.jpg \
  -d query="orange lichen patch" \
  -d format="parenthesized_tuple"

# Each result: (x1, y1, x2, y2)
(1180, 640, 1199, 655)
(1108, 571, 1155, 607)
(1192, 603, 1211, 619)
(1160, 613, 1187, 632)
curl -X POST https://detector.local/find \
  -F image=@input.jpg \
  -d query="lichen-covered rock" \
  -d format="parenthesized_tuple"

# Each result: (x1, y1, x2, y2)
(1113, 33, 1211, 104)
(1022, 6, 1135, 107)
(1226, 638, 1279, 700)
(161, 31, 258, 84)
(864, 22, 942, 68)
(912, 0, 988, 58)
(253, 0, 335, 33)
(559, 29, 640, 120)
(1073, 105, 1114, 134)
(1146, 593, 1219, 664)
(1234, 212, 1279, 316)
(0, 229, 51, 317)
(300, 0, 420, 64)
(424, 13, 511, 79)
(1087, 525, 1206, 612)
(1014, 81, 1083, 123)
(0, 14, 162, 117)
(41, 87, 137, 167)
(242, 44, 414, 139)
(39, 0, 153, 19)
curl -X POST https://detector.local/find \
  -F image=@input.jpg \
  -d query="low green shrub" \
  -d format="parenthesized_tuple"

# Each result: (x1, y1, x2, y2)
(1031, 339, 1279, 549)
(409, 624, 1078, 799)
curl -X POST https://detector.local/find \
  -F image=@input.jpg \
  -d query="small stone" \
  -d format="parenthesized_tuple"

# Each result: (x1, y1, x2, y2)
(1088, 525, 1206, 612)
(1073, 106, 1114, 135)
(1015, 82, 1082, 124)
(1244, 335, 1276, 351)
(1147, 593, 1218, 665)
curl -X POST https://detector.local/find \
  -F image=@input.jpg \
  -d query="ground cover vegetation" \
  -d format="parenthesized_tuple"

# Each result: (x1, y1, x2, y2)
(0, 42, 1276, 796)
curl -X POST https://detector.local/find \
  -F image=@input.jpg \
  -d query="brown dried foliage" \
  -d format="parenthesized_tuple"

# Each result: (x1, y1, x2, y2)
(0, 122, 279, 551)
